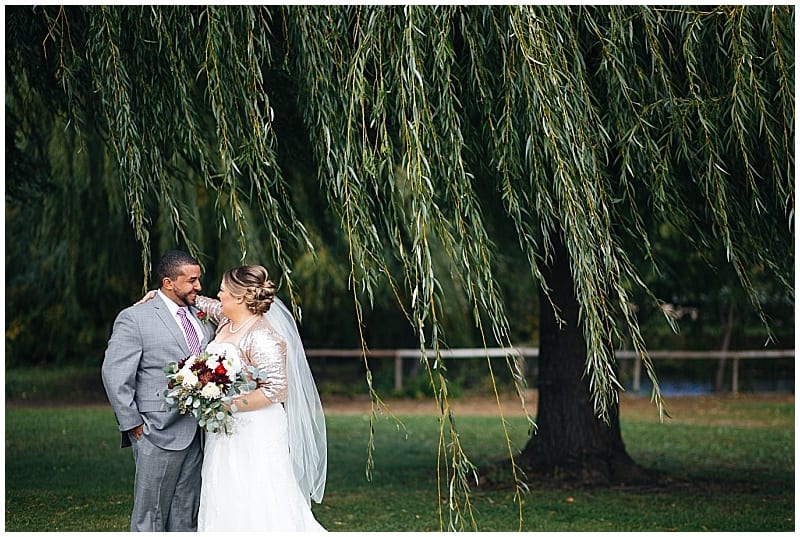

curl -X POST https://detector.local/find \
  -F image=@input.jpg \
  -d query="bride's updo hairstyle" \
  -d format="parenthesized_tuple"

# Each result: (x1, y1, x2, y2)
(223, 264, 277, 315)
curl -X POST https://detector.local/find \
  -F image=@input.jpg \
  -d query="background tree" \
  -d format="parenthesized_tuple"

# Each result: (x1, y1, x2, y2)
(5, 5, 793, 530)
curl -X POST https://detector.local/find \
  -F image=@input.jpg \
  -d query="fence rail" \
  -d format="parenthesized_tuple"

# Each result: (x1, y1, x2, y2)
(305, 348, 795, 394)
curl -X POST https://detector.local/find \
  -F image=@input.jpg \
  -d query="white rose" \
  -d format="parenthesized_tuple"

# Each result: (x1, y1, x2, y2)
(181, 370, 199, 388)
(223, 357, 240, 380)
(201, 382, 222, 399)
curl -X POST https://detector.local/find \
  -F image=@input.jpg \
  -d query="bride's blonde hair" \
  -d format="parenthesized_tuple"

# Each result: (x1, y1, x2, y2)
(223, 265, 276, 315)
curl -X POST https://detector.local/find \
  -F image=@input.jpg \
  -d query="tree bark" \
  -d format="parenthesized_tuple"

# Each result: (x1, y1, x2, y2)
(515, 232, 650, 485)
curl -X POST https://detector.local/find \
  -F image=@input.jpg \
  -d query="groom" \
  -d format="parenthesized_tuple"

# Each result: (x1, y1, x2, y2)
(102, 250, 216, 531)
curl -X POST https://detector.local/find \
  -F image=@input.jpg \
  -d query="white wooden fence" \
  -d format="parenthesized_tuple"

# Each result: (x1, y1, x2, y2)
(305, 347, 795, 394)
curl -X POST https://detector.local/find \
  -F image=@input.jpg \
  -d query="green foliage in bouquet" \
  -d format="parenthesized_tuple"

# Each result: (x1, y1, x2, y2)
(163, 350, 265, 434)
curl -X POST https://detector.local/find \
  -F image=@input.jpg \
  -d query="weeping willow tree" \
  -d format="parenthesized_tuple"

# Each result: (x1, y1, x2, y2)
(6, 5, 794, 531)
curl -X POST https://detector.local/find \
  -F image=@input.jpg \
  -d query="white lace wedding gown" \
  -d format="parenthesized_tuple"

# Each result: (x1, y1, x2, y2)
(198, 341, 325, 532)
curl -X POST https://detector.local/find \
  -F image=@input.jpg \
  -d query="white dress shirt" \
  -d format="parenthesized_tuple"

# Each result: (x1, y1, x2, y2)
(157, 289, 206, 347)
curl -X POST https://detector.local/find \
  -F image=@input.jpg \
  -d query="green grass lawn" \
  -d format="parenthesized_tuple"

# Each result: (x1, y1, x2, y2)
(5, 397, 795, 531)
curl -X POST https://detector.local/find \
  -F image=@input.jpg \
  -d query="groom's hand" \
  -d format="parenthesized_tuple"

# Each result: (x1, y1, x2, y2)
(135, 290, 157, 305)
(127, 424, 144, 440)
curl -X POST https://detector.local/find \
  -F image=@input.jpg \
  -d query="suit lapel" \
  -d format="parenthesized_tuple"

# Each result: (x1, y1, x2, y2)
(150, 300, 191, 355)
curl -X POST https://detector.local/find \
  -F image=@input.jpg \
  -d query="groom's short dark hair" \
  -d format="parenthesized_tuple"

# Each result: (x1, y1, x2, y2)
(156, 250, 200, 285)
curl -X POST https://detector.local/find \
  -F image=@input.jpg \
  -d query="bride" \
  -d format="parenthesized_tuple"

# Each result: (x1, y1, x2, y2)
(190, 264, 326, 531)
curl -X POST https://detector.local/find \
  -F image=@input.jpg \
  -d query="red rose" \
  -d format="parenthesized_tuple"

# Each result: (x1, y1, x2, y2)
(197, 310, 207, 322)
(215, 363, 227, 375)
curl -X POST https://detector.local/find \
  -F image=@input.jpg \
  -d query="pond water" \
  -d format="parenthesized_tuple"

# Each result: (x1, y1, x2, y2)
(628, 376, 795, 395)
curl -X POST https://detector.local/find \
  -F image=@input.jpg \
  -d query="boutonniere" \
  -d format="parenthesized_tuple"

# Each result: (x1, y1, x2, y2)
(196, 310, 208, 323)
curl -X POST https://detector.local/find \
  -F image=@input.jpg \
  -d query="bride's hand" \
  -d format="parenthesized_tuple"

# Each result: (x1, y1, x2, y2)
(135, 290, 157, 305)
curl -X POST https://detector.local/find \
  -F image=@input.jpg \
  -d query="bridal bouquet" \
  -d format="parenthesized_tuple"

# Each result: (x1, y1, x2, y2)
(163, 350, 258, 434)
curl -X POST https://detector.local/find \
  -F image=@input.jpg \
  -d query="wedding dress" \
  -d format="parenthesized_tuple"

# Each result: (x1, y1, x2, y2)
(196, 298, 326, 532)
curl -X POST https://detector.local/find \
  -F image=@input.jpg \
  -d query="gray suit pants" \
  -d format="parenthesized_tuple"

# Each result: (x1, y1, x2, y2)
(129, 429, 202, 532)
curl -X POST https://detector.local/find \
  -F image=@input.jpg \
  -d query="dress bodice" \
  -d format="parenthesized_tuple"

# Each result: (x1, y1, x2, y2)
(207, 340, 239, 354)
(197, 296, 288, 404)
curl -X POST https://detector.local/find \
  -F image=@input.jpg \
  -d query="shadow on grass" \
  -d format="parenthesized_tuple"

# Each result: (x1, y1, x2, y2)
(5, 394, 794, 531)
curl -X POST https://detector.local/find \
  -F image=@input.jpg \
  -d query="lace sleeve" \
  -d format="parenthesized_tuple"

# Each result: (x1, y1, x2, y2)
(195, 296, 227, 326)
(241, 322, 288, 404)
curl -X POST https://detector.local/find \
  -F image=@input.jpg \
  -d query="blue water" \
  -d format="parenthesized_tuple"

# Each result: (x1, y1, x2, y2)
(628, 377, 794, 395)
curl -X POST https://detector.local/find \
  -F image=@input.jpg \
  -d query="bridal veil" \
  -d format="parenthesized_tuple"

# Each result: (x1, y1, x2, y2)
(266, 297, 327, 505)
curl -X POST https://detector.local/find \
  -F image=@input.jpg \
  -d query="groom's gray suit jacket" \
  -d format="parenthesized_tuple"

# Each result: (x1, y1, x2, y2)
(102, 296, 216, 449)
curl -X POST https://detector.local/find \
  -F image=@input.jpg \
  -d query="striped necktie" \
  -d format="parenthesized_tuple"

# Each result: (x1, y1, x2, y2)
(177, 307, 202, 356)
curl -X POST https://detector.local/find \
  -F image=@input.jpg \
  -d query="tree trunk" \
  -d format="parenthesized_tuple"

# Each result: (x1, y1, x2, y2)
(516, 232, 651, 485)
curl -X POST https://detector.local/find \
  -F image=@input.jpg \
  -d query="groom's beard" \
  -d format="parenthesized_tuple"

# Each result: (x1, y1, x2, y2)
(175, 289, 198, 307)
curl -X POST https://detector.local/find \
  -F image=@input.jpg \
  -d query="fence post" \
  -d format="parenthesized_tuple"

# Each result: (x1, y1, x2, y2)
(394, 350, 403, 392)
(633, 356, 641, 392)
(732, 356, 739, 394)
(515, 354, 526, 384)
